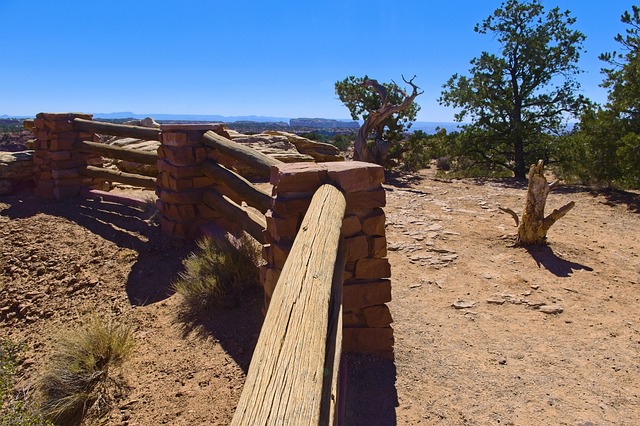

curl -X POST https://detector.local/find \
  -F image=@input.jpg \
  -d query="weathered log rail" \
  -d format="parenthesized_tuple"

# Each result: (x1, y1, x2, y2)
(73, 118, 161, 141)
(201, 130, 281, 180)
(74, 140, 158, 165)
(231, 184, 346, 425)
(81, 165, 157, 190)
(200, 159, 272, 214)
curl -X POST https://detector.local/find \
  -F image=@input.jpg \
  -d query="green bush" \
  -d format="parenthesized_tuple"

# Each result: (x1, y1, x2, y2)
(38, 317, 134, 425)
(173, 234, 260, 310)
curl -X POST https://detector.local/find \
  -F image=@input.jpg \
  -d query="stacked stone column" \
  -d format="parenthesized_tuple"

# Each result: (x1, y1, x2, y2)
(156, 124, 225, 239)
(31, 113, 102, 200)
(264, 161, 394, 359)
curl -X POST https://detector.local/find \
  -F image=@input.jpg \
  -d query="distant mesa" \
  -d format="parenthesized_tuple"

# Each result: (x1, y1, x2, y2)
(289, 118, 359, 129)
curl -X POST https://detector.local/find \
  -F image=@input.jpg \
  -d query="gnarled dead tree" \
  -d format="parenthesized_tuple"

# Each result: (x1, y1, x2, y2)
(354, 76, 423, 164)
(500, 160, 575, 245)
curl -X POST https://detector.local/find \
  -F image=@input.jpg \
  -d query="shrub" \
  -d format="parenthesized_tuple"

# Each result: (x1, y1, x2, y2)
(173, 234, 260, 310)
(38, 317, 134, 425)
(0, 338, 50, 426)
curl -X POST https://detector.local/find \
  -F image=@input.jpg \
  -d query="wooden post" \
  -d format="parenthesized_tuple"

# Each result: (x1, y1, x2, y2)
(231, 184, 346, 425)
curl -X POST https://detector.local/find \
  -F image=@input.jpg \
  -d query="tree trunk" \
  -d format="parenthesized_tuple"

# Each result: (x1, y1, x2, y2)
(512, 160, 575, 245)
(353, 77, 422, 165)
(514, 133, 526, 180)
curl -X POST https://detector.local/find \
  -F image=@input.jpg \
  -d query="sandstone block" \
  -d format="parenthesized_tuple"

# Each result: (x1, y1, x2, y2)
(326, 161, 384, 192)
(362, 305, 393, 327)
(272, 194, 312, 216)
(265, 211, 300, 242)
(167, 176, 194, 191)
(342, 327, 394, 355)
(51, 169, 80, 179)
(156, 159, 203, 179)
(368, 236, 387, 258)
(192, 176, 215, 188)
(343, 280, 392, 310)
(158, 189, 204, 204)
(270, 162, 326, 192)
(345, 187, 386, 211)
(48, 151, 71, 161)
(49, 139, 76, 151)
(354, 258, 391, 279)
(361, 208, 386, 236)
(344, 235, 369, 262)
(341, 215, 362, 237)
(343, 309, 367, 328)
(197, 203, 223, 220)
(51, 160, 82, 170)
(161, 132, 188, 146)
(53, 186, 80, 200)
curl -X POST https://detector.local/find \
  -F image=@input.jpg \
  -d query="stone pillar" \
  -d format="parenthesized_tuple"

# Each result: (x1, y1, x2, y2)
(265, 161, 394, 359)
(31, 113, 101, 200)
(156, 124, 225, 239)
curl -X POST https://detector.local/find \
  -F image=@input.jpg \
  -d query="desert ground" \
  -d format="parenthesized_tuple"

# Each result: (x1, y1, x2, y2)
(1, 166, 639, 425)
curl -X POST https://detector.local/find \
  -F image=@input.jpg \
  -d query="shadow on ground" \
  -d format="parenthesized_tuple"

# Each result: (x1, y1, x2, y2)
(525, 244, 594, 277)
(344, 354, 398, 425)
(174, 285, 265, 374)
(593, 187, 640, 214)
(0, 190, 195, 305)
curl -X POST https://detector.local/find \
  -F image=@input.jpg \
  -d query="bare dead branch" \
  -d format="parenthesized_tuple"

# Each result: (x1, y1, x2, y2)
(543, 201, 576, 231)
(499, 206, 520, 226)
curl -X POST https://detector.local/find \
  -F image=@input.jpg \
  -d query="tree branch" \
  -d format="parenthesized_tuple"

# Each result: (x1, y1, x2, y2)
(499, 206, 520, 226)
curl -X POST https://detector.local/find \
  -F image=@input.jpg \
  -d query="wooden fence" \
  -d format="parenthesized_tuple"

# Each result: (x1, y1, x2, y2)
(25, 112, 394, 425)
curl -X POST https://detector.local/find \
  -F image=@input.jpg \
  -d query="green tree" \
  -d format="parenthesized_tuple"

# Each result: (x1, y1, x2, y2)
(439, 0, 588, 179)
(561, 6, 640, 188)
(335, 75, 422, 166)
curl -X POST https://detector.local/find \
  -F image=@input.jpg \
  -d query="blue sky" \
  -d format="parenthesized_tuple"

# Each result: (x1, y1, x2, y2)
(0, 0, 632, 121)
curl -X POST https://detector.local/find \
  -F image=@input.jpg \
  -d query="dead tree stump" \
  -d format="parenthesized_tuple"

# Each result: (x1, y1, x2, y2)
(500, 160, 575, 245)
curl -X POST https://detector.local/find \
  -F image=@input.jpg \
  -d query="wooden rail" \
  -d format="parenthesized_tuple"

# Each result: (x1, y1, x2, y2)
(202, 190, 267, 244)
(231, 184, 346, 425)
(74, 140, 158, 165)
(201, 130, 282, 180)
(80, 165, 157, 189)
(200, 160, 271, 214)
(73, 118, 161, 141)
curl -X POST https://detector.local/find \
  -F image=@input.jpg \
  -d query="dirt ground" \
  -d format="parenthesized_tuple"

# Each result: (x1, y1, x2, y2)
(1, 167, 639, 425)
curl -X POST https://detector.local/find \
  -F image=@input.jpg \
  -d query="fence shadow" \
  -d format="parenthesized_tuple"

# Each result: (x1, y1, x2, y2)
(174, 285, 265, 374)
(0, 190, 194, 306)
(344, 353, 398, 425)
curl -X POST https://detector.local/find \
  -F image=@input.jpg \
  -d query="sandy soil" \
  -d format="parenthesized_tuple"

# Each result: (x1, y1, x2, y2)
(1, 169, 639, 425)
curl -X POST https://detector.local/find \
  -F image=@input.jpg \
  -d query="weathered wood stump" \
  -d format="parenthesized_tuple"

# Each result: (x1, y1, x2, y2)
(500, 160, 575, 245)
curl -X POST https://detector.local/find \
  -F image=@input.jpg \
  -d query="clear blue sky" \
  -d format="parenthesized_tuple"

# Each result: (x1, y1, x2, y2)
(0, 0, 632, 121)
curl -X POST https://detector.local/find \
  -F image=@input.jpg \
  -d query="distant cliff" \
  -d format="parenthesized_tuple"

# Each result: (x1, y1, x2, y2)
(289, 118, 359, 128)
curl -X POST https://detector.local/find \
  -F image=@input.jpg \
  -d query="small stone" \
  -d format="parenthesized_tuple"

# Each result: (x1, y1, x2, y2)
(539, 305, 563, 314)
(487, 298, 505, 305)
(452, 300, 477, 309)
(498, 358, 507, 365)
(530, 285, 540, 290)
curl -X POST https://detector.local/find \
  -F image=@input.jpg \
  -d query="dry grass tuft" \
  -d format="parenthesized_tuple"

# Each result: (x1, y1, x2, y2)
(1, 338, 51, 426)
(38, 316, 134, 425)
(173, 234, 260, 311)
